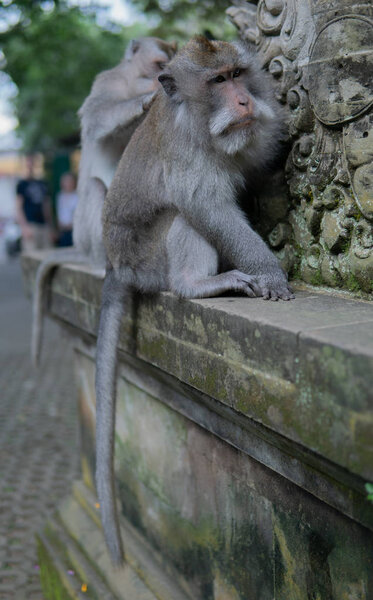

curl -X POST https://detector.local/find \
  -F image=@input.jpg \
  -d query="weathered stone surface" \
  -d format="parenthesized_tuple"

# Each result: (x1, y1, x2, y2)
(321, 209, 351, 253)
(308, 16, 373, 125)
(69, 370, 373, 600)
(23, 253, 373, 482)
(227, 0, 373, 296)
(23, 253, 373, 599)
(37, 488, 169, 600)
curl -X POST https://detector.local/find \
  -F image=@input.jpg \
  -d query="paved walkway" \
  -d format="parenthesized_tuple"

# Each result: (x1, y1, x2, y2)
(0, 259, 80, 599)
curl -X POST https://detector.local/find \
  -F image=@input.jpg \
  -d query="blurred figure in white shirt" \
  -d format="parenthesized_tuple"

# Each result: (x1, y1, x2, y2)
(56, 172, 78, 247)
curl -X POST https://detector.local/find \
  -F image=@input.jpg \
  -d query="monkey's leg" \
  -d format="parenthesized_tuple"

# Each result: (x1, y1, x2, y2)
(167, 216, 261, 299)
(73, 177, 106, 266)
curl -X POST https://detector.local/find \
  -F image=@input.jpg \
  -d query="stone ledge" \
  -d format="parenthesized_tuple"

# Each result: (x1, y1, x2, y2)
(22, 251, 373, 504)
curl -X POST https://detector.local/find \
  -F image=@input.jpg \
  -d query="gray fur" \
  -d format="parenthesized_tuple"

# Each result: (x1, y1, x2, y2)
(96, 36, 294, 566)
(167, 215, 261, 297)
(31, 37, 177, 367)
(76, 36, 177, 261)
(95, 268, 129, 565)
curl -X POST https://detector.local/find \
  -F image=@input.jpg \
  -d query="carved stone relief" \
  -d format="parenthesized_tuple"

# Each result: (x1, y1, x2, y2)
(227, 0, 373, 295)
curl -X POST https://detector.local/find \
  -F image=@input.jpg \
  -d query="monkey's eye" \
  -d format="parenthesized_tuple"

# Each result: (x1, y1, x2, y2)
(213, 75, 226, 84)
(232, 69, 241, 78)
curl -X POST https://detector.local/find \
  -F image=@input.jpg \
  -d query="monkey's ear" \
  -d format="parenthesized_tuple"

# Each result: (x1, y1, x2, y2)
(158, 73, 177, 98)
(125, 39, 141, 59)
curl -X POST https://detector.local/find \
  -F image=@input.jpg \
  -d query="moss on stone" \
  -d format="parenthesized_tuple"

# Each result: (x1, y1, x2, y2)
(346, 273, 361, 293)
(339, 238, 352, 254)
(189, 367, 229, 404)
(309, 270, 324, 286)
(37, 537, 73, 600)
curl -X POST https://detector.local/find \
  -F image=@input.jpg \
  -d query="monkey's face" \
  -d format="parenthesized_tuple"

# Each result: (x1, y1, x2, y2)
(206, 65, 277, 155)
(159, 36, 281, 157)
(138, 39, 178, 90)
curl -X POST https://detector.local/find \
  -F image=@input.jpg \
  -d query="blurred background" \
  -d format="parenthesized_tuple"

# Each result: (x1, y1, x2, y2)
(0, 0, 236, 259)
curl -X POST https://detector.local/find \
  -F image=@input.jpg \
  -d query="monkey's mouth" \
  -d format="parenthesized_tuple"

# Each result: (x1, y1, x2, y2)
(227, 116, 255, 131)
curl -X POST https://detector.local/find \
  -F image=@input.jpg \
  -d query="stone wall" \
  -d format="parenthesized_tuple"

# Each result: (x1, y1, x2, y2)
(227, 0, 373, 296)
(22, 254, 373, 599)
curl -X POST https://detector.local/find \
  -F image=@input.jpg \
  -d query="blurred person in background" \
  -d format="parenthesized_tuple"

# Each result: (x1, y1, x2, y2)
(16, 155, 53, 252)
(56, 172, 78, 247)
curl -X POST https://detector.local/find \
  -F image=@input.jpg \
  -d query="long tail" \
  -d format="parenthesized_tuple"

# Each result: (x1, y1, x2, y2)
(95, 268, 128, 566)
(31, 248, 89, 367)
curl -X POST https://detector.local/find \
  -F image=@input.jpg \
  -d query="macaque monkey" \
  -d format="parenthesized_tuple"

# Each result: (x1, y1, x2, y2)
(75, 36, 177, 262)
(95, 36, 294, 566)
(31, 37, 177, 366)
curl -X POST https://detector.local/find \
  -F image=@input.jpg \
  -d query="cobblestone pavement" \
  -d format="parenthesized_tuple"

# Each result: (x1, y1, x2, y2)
(0, 259, 80, 600)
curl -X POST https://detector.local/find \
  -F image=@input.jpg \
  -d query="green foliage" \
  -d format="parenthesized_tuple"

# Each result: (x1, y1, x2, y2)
(0, 1, 147, 152)
(131, 0, 236, 41)
(1, 0, 236, 152)
(366, 483, 373, 503)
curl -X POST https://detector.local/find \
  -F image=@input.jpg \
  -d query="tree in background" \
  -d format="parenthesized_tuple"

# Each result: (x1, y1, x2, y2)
(0, 0, 147, 153)
(130, 0, 236, 40)
(0, 0, 236, 155)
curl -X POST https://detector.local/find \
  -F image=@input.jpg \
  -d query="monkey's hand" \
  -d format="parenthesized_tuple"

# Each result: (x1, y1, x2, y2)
(142, 91, 157, 112)
(255, 268, 295, 301)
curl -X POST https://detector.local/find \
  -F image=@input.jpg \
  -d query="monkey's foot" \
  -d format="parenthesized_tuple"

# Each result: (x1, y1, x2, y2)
(256, 274, 295, 301)
(227, 270, 262, 298)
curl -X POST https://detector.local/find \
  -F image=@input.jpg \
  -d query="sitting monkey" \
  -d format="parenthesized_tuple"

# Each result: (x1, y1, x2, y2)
(75, 37, 177, 264)
(31, 37, 177, 366)
(95, 36, 294, 566)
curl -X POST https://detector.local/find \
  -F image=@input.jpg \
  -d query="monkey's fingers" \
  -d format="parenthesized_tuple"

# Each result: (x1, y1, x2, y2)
(236, 273, 262, 296)
(278, 286, 295, 300)
(243, 284, 256, 298)
(262, 286, 295, 301)
(142, 91, 157, 111)
(282, 292, 295, 300)
(262, 289, 281, 300)
(248, 281, 262, 297)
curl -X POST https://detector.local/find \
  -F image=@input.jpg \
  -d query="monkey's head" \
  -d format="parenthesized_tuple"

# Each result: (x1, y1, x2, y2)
(125, 37, 178, 82)
(158, 36, 283, 159)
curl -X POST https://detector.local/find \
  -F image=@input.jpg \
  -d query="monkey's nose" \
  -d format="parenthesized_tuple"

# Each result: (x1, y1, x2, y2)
(237, 96, 253, 117)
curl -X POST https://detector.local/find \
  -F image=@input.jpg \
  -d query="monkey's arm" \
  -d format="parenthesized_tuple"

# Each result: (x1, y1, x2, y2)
(176, 185, 292, 299)
(95, 94, 155, 142)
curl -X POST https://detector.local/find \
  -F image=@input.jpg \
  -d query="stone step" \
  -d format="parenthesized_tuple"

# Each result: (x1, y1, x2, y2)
(38, 481, 194, 600)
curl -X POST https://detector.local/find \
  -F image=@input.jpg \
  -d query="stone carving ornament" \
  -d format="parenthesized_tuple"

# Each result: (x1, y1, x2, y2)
(227, 0, 373, 294)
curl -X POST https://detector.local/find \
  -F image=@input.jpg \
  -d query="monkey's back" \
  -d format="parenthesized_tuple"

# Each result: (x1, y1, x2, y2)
(103, 96, 176, 275)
